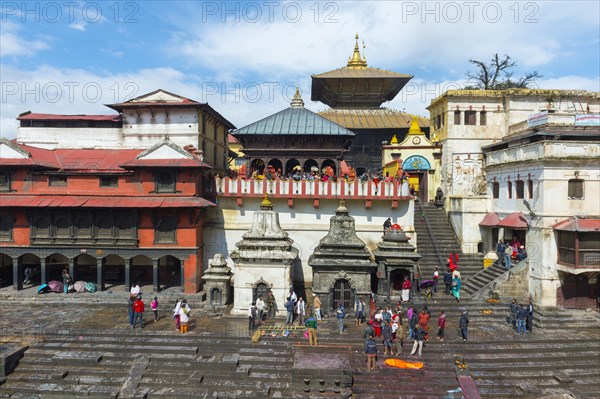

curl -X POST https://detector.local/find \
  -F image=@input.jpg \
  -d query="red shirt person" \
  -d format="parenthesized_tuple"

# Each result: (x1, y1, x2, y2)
(132, 296, 145, 329)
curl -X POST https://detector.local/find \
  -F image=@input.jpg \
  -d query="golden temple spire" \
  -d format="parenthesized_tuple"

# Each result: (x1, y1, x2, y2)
(290, 87, 304, 108)
(260, 193, 273, 210)
(390, 134, 399, 144)
(408, 116, 423, 135)
(347, 33, 367, 68)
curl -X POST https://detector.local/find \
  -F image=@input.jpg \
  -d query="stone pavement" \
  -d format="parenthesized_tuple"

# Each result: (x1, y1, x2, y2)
(0, 292, 599, 398)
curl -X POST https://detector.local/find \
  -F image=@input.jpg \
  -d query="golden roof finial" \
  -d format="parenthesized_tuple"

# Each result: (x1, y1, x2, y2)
(347, 33, 367, 68)
(290, 87, 304, 108)
(408, 116, 423, 135)
(390, 134, 399, 144)
(260, 193, 273, 210)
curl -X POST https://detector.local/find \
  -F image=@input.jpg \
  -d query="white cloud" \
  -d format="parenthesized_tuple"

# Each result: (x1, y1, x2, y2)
(537, 76, 600, 91)
(69, 21, 87, 31)
(0, 21, 51, 57)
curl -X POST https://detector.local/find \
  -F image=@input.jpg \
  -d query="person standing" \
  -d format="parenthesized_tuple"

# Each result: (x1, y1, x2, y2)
(355, 297, 365, 326)
(288, 288, 298, 305)
(504, 244, 513, 270)
(178, 299, 191, 333)
(336, 303, 346, 334)
(305, 315, 318, 346)
(382, 320, 393, 355)
(496, 240, 506, 266)
(401, 276, 412, 303)
(130, 282, 140, 298)
(23, 267, 32, 285)
(437, 311, 446, 341)
(451, 272, 462, 303)
(448, 251, 459, 271)
(266, 291, 276, 319)
(443, 268, 452, 295)
(508, 298, 518, 330)
(364, 335, 378, 372)
(248, 301, 257, 333)
(173, 299, 182, 331)
(62, 269, 72, 294)
(526, 299, 534, 332)
(256, 296, 265, 322)
(150, 296, 158, 322)
(312, 293, 322, 321)
(363, 321, 375, 343)
(432, 267, 439, 293)
(517, 304, 527, 334)
(296, 297, 306, 326)
(132, 295, 145, 330)
(393, 319, 403, 355)
(127, 296, 135, 327)
(418, 307, 430, 341)
(459, 308, 469, 341)
(410, 324, 426, 356)
(284, 297, 294, 324)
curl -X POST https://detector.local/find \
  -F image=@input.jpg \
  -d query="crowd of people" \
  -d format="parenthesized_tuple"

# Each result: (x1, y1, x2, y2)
(496, 237, 528, 269)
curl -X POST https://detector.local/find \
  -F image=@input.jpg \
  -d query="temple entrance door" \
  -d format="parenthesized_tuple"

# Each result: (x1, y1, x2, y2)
(562, 273, 591, 308)
(253, 282, 270, 302)
(390, 269, 410, 291)
(333, 279, 353, 310)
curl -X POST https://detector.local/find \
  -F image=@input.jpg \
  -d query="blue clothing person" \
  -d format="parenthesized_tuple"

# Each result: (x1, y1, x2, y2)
(285, 299, 294, 324)
(336, 305, 346, 333)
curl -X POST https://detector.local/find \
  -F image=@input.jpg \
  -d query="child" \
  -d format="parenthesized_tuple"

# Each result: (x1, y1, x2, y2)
(151, 297, 158, 322)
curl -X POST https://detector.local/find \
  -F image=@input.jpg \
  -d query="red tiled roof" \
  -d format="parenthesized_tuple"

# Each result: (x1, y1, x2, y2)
(479, 212, 501, 227)
(552, 218, 600, 232)
(0, 195, 215, 208)
(17, 113, 121, 122)
(497, 212, 529, 230)
(228, 134, 239, 144)
(119, 158, 211, 169)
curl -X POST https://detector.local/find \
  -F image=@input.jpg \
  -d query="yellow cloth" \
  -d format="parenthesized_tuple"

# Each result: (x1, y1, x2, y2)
(384, 358, 424, 369)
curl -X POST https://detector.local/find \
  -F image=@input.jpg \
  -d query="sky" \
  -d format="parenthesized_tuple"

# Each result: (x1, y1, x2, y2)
(1, 0, 599, 138)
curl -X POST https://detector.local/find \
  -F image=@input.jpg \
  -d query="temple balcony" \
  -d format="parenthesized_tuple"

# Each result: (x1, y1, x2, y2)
(215, 177, 412, 208)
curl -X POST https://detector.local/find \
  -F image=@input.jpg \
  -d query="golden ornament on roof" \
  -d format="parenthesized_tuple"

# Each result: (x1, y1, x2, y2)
(347, 33, 367, 68)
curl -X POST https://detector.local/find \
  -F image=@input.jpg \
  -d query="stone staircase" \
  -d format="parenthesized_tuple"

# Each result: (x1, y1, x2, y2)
(461, 263, 507, 298)
(415, 203, 483, 284)
(1, 299, 599, 399)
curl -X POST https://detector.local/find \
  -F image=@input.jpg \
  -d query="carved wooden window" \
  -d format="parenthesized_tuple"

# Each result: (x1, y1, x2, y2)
(155, 171, 176, 193)
(516, 180, 525, 199)
(0, 214, 13, 242)
(568, 179, 584, 200)
(453, 111, 461, 125)
(480, 111, 487, 126)
(154, 216, 177, 243)
(492, 182, 500, 199)
(48, 175, 67, 187)
(507, 181, 512, 199)
(464, 111, 476, 125)
(0, 170, 11, 192)
(99, 176, 118, 188)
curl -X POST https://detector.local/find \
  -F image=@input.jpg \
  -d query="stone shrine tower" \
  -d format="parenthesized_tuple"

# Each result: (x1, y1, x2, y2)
(372, 225, 422, 300)
(202, 253, 233, 306)
(231, 195, 298, 315)
(308, 201, 377, 314)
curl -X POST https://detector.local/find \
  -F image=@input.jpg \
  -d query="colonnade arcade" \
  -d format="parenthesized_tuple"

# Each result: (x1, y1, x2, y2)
(0, 248, 193, 293)
(248, 157, 338, 177)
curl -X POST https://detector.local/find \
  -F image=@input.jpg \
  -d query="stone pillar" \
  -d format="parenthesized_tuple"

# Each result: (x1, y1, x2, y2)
(96, 258, 104, 292)
(124, 258, 131, 292)
(12, 258, 21, 291)
(180, 260, 185, 293)
(152, 259, 160, 293)
(40, 258, 47, 285)
(68, 258, 75, 282)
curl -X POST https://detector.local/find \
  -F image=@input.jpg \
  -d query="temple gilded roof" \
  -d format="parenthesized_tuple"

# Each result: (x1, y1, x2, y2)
(318, 108, 430, 130)
(312, 67, 413, 79)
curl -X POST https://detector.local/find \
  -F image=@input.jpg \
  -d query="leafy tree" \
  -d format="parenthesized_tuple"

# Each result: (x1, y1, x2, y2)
(464, 54, 542, 90)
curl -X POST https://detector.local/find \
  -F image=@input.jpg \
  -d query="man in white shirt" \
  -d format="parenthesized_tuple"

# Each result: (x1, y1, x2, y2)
(256, 296, 265, 322)
(296, 297, 306, 326)
(433, 267, 439, 293)
(130, 282, 140, 298)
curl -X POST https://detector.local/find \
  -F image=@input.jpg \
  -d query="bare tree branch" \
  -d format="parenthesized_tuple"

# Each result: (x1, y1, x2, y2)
(464, 53, 542, 90)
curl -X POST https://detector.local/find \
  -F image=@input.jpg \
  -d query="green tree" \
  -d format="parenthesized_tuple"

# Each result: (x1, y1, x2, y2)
(464, 54, 542, 90)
